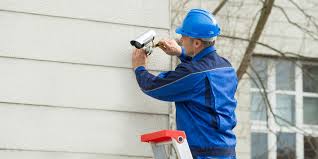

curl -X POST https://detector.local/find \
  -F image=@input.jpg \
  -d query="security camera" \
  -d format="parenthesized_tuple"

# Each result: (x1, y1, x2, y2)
(130, 30, 156, 55)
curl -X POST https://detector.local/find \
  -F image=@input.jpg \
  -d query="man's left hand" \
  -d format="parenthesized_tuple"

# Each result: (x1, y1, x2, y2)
(132, 49, 147, 69)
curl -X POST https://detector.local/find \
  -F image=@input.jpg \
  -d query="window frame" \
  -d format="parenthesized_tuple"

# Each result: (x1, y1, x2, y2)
(250, 57, 318, 159)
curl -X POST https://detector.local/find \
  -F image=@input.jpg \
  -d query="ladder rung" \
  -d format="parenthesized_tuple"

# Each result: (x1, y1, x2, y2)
(141, 130, 186, 143)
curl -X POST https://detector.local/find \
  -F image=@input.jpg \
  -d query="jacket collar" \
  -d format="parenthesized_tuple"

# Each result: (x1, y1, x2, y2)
(192, 46, 216, 62)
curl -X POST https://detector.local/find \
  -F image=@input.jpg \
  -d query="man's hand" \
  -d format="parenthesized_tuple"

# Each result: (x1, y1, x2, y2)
(157, 39, 182, 56)
(132, 49, 147, 69)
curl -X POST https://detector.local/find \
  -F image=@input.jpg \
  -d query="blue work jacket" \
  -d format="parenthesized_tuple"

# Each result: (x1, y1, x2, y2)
(134, 46, 238, 158)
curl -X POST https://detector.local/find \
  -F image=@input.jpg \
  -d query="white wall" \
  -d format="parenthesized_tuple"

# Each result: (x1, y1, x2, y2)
(0, 0, 171, 158)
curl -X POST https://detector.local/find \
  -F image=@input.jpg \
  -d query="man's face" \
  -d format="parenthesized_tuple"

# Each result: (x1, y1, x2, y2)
(180, 35, 202, 57)
(180, 35, 195, 57)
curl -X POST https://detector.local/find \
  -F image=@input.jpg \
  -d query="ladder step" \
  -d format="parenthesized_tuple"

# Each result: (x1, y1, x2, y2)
(141, 130, 186, 143)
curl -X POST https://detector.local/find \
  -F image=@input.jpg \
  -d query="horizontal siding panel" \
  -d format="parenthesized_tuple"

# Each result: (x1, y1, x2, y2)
(236, 152, 251, 159)
(236, 137, 251, 154)
(220, 17, 310, 39)
(0, 11, 171, 71)
(275, 0, 318, 11)
(0, 103, 168, 156)
(0, 57, 170, 114)
(269, 7, 318, 24)
(262, 21, 305, 39)
(216, 41, 249, 69)
(234, 121, 251, 138)
(255, 36, 318, 58)
(300, 38, 318, 57)
(0, 150, 151, 159)
(259, 35, 299, 52)
(0, 0, 169, 29)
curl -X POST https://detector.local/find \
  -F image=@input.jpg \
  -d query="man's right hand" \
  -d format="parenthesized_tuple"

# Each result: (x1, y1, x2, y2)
(157, 39, 182, 56)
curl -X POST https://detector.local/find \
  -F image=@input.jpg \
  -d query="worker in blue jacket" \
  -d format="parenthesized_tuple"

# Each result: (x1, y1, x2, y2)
(132, 9, 238, 159)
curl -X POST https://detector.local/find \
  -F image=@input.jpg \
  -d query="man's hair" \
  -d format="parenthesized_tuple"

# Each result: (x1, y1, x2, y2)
(200, 37, 217, 48)
(190, 37, 217, 48)
(201, 40, 215, 48)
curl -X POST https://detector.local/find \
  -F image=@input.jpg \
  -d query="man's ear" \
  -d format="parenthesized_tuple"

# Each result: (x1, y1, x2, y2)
(193, 39, 202, 48)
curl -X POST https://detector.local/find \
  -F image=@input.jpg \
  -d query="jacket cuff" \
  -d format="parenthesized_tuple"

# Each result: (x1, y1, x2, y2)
(178, 47, 186, 59)
(178, 47, 192, 62)
(134, 66, 146, 74)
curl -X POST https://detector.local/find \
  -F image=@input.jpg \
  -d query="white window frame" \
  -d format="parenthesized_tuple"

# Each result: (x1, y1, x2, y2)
(250, 57, 318, 159)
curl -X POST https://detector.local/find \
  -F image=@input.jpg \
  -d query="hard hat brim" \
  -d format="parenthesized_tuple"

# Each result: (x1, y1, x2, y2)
(176, 27, 220, 39)
(175, 27, 194, 37)
(175, 27, 184, 35)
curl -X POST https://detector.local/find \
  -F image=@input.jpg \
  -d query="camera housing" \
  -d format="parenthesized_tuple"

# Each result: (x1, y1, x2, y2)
(130, 30, 156, 55)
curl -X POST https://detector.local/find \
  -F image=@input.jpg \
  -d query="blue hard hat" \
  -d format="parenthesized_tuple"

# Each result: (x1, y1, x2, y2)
(176, 9, 221, 39)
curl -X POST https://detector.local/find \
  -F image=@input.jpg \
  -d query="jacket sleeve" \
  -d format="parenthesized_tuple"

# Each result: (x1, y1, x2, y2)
(134, 64, 204, 102)
(178, 47, 192, 63)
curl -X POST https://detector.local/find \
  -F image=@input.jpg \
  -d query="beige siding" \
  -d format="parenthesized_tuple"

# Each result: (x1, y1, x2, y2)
(234, 75, 251, 158)
(0, 11, 171, 71)
(0, 103, 168, 157)
(0, 57, 169, 114)
(0, 0, 170, 158)
(0, 0, 170, 29)
(0, 150, 151, 159)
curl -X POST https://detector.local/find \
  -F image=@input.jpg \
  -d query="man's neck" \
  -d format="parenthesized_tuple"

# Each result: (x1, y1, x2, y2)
(191, 46, 207, 57)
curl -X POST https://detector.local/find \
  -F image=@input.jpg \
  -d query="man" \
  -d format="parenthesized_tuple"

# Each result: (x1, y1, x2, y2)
(132, 9, 238, 159)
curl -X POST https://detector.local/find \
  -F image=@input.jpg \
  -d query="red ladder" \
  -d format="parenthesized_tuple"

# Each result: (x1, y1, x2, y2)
(141, 130, 193, 159)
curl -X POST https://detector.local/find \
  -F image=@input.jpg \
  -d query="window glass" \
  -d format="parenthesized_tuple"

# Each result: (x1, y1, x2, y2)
(304, 136, 318, 159)
(251, 133, 268, 159)
(251, 92, 267, 121)
(303, 65, 318, 93)
(251, 57, 268, 89)
(276, 95, 295, 125)
(303, 97, 318, 125)
(276, 60, 295, 90)
(277, 133, 296, 159)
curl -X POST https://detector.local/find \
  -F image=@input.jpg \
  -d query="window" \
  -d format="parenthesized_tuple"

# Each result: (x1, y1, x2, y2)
(276, 60, 295, 91)
(304, 136, 318, 159)
(250, 57, 318, 159)
(251, 133, 268, 159)
(250, 57, 268, 89)
(303, 65, 318, 93)
(303, 97, 318, 125)
(276, 94, 295, 125)
(277, 133, 296, 159)
(303, 65, 318, 126)
(251, 92, 267, 121)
